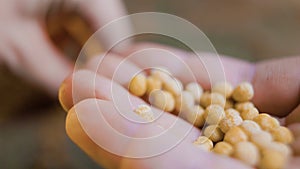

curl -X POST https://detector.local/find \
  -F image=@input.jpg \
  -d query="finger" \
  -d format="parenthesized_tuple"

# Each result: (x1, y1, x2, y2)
(122, 43, 254, 90)
(84, 52, 142, 86)
(59, 68, 144, 112)
(287, 157, 300, 169)
(124, 43, 300, 117)
(11, 20, 72, 96)
(66, 98, 250, 169)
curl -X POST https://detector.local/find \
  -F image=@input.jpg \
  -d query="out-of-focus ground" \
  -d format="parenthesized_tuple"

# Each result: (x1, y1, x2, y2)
(1, 1, 300, 169)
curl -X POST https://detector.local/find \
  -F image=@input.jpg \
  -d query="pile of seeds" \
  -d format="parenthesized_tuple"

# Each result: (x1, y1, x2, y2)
(129, 68, 294, 169)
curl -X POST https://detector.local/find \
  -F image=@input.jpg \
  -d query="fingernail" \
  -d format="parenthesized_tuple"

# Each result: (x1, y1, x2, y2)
(58, 82, 69, 112)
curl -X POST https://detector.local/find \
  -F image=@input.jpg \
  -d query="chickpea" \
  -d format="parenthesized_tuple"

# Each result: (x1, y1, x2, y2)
(163, 77, 183, 96)
(224, 126, 248, 145)
(235, 101, 254, 113)
(175, 91, 195, 113)
(213, 141, 234, 156)
(262, 142, 292, 158)
(129, 74, 147, 96)
(212, 81, 233, 98)
(185, 82, 203, 103)
(200, 92, 226, 108)
(270, 126, 294, 144)
(186, 105, 205, 127)
(219, 108, 243, 133)
(232, 82, 254, 102)
(239, 120, 261, 136)
(233, 141, 260, 166)
(240, 107, 259, 120)
(134, 104, 154, 121)
(149, 90, 175, 112)
(146, 76, 162, 95)
(151, 69, 182, 96)
(250, 130, 273, 148)
(253, 113, 280, 131)
(258, 150, 287, 169)
(205, 104, 225, 125)
(203, 125, 224, 142)
(193, 136, 213, 151)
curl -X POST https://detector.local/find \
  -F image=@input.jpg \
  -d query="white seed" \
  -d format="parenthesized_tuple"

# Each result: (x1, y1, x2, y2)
(200, 92, 226, 108)
(219, 108, 243, 133)
(233, 141, 260, 166)
(146, 76, 162, 95)
(235, 101, 254, 113)
(213, 141, 234, 156)
(253, 113, 280, 131)
(149, 90, 175, 112)
(134, 104, 154, 121)
(239, 120, 262, 136)
(205, 104, 225, 125)
(203, 125, 224, 142)
(129, 74, 147, 96)
(185, 82, 203, 103)
(240, 107, 259, 120)
(224, 126, 248, 145)
(232, 82, 254, 102)
(212, 81, 233, 98)
(193, 136, 213, 151)
(175, 91, 195, 113)
(250, 130, 273, 148)
(186, 105, 205, 127)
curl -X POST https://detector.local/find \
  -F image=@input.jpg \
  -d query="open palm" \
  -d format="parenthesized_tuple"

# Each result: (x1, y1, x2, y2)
(59, 43, 300, 169)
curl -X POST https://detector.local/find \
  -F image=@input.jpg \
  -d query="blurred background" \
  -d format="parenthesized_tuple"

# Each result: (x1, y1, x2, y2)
(1, 0, 300, 168)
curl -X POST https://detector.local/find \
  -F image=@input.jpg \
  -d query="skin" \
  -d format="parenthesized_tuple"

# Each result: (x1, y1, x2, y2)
(59, 43, 300, 168)
(0, 0, 131, 96)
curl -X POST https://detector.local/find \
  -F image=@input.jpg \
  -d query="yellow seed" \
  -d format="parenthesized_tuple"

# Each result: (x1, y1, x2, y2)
(200, 92, 226, 108)
(129, 74, 147, 96)
(151, 69, 182, 96)
(146, 76, 162, 95)
(270, 126, 294, 144)
(224, 99, 234, 109)
(233, 141, 260, 166)
(212, 81, 233, 98)
(175, 91, 195, 113)
(219, 108, 243, 133)
(213, 141, 234, 156)
(185, 82, 203, 103)
(235, 101, 254, 113)
(239, 120, 262, 136)
(134, 104, 154, 121)
(258, 150, 287, 169)
(232, 82, 254, 102)
(163, 77, 183, 96)
(205, 104, 225, 125)
(186, 105, 205, 127)
(262, 142, 292, 158)
(193, 136, 213, 151)
(203, 125, 224, 142)
(250, 130, 273, 148)
(149, 90, 175, 112)
(253, 113, 280, 131)
(240, 107, 259, 120)
(224, 126, 248, 145)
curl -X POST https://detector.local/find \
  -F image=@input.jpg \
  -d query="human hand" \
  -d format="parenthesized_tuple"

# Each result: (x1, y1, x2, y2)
(0, 0, 131, 96)
(59, 43, 300, 168)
